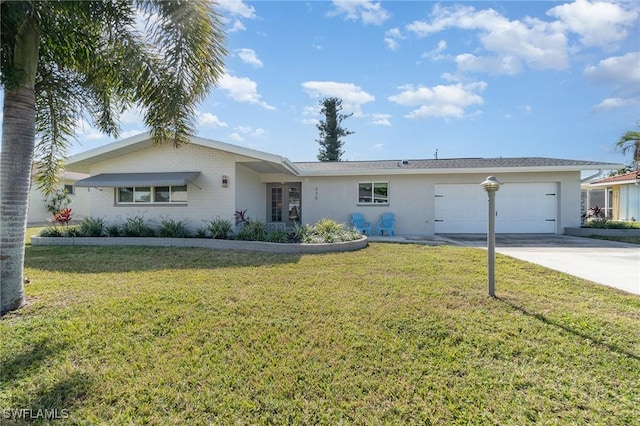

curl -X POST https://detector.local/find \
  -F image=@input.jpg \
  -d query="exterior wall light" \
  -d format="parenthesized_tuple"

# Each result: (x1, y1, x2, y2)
(481, 176, 502, 297)
(222, 175, 228, 188)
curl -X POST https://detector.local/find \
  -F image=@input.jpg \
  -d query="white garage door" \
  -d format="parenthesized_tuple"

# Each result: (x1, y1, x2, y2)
(435, 183, 557, 233)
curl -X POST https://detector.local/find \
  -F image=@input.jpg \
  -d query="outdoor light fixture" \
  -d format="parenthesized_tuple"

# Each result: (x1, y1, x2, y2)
(481, 176, 502, 297)
(222, 175, 228, 188)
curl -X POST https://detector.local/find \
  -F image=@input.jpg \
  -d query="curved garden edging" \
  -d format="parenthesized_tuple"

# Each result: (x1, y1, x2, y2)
(31, 236, 369, 254)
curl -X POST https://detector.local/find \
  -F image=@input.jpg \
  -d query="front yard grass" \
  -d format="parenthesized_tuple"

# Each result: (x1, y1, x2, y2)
(1, 243, 639, 424)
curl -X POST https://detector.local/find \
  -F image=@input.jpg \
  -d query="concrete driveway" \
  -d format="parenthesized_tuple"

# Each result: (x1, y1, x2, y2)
(438, 234, 640, 295)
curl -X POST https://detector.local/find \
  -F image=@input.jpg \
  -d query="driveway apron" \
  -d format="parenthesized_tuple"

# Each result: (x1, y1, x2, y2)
(438, 234, 640, 295)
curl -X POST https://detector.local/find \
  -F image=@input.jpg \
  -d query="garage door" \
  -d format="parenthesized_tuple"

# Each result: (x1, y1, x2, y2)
(434, 183, 557, 233)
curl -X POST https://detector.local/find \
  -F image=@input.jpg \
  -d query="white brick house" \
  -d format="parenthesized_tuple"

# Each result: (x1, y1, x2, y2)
(67, 132, 620, 235)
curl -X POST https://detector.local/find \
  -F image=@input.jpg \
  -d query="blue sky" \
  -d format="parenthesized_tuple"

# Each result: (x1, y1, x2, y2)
(71, 1, 640, 164)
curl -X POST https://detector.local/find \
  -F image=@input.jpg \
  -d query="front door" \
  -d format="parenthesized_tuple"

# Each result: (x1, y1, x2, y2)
(266, 183, 301, 226)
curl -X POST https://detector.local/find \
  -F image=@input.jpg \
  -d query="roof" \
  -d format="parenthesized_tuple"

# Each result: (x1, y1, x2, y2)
(589, 170, 640, 186)
(66, 132, 622, 177)
(67, 132, 298, 175)
(293, 157, 621, 176)
(75, 172, 200, 188)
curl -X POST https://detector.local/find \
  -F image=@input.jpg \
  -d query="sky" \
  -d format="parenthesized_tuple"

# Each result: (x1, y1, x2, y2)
(34, 1, 640, 165)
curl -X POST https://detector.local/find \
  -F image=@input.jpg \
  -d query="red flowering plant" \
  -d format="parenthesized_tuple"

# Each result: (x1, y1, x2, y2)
(51, 208, 73, 226)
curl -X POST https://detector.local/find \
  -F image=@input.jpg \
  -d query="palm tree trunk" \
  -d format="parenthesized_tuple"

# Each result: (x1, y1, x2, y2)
(1, 88, 36, 315)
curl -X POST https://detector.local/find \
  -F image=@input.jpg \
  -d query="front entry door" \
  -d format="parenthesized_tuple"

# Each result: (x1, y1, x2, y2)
(267, 183, 301, 226)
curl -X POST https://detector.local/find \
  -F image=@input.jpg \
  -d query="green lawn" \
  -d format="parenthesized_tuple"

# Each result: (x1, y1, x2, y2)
(1, 242, 639, 424)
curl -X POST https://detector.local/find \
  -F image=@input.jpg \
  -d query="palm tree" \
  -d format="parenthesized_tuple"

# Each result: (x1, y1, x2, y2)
(1, 1, 226, 314)
(616, 123, 640, 170)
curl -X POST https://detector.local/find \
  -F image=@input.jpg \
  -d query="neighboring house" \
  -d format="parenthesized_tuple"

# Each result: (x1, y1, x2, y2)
(584, 171, 640, 221)
(28, 170, 90, 224)
(66, 132, 620, 235)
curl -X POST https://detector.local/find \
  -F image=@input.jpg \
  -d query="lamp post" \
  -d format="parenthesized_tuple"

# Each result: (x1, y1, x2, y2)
(480, 176, 502, 297)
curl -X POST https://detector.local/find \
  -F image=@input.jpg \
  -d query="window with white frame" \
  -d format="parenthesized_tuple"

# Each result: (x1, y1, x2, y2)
(117, 185, 187, 204)
(358, 182, 389, 205)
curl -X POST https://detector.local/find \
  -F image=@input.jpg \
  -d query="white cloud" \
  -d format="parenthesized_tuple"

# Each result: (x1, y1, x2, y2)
(120, 106, 145, 125)
(584, 52, 640, 86)
(217, 0, 255, 33)
(75, 118, 106, 141)
(585, 52, 640, 110)
(218, 72, 276, 110)
(236, 48, 263, 68)
(406, 4, 569, 74)
(233, 125, 266, 139)
(229, 132, 243, 142)
(370, 114, 392, 126)
(372, 143, 384, 151)
(593, 97, 638, 111)
(388, 81, 487, 119)
(384, 28, 402, 51)
(547, 0, 638, 48)
(520, 105, 533, 114)
(217, 0, 256, 19)
(229, 20, 246, 33)
(422, 40, 447, 61)
(329, 0, 391, 25)
(301, 81, 375, 116)
(455, 53, 523, 75)
(198, 112, 228, 128)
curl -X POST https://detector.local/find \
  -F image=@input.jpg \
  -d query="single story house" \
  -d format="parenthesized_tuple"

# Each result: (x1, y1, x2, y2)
(28, 170, 90, 224)
(66, 132, 620, 235)
(584, 171, 640, 221)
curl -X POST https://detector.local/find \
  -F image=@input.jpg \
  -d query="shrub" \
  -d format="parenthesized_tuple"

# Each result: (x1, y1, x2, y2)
(584, 219, 637, 229)
(265, 230, 289, 243)
(194, 227, 209, 238)
(234, 221, 267, 241)
(291, 222, 310, 243)
(105, 224, 121, 237)
(63, 226, 81, 237)
(51, 208, 73, 226)
(208, 218, 233, 239)
(79, 217, 106, 237)
(39, 227, 62, 237)
(158, 218, 191, 238)
(305, 218, 364, 243)
(121, 216, 155, 237)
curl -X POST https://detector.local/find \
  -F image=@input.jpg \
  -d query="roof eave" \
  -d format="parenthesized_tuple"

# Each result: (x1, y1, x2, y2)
(296, 165, 607, 177)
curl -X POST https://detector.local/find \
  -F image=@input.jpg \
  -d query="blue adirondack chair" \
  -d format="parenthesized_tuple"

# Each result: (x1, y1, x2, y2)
(376, 212, 395, 236)
(351, 213, 371, 236)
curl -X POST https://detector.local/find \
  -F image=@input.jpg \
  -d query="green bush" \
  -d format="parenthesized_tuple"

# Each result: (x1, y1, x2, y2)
(79, 217, 106, 237)
(62, 226, 81, 237)
(105, 224, 121, 237)
(121, 216, 155, 237)
(265, 230, 289, 243)
(158, 218, 191, 238)
(308, 218, 361, 243)
(584, 219, 637, 229)
(208, 218, 233, 239)
(291, 222, 310, 243)
(194, 227, 209, 238)
(234, 221, 267, 241)
(39, 227, 62, 237)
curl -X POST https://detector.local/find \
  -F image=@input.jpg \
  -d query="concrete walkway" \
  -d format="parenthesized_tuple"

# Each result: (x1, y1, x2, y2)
(368, 234, 640, 295)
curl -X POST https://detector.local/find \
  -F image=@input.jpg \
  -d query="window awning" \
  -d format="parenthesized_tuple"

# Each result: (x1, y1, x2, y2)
(75, 172, 200, 188)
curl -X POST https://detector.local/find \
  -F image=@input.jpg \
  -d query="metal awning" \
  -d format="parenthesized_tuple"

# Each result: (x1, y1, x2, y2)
(75, 172, 200, 188)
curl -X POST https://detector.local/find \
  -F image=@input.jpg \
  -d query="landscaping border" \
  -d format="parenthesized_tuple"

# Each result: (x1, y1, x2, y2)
(564, 227, 640, 237)
(31, 236, 369, 254)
